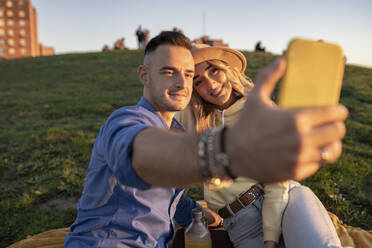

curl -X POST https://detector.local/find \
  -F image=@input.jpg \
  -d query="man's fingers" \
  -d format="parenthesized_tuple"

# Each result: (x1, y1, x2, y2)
(307, 121, 346, 147)
(299, 140, 343, 164)
(296, 105, 348, 129)
(253, 58, 287, 100)
(320, 141, 343, 164)
(292, 162, 321, 181)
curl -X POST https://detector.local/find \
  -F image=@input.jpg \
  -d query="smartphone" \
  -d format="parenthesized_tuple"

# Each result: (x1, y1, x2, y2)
(278, 38, 345, 108)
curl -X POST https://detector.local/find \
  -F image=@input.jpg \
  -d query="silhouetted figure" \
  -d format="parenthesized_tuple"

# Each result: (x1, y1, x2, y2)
(143, 29, 150, 48)
(114, 40, 119, 50)
(173, 27, 183, 33)
(114, 38, 125, 50)
(102, 45, 111, 52)
(255, 41, 266, 52)
(201, 35, 210, 44)
(136, 25, 145, 49)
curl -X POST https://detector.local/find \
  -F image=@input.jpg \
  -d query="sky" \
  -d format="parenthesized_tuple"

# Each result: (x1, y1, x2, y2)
(32, 0, 372, 68)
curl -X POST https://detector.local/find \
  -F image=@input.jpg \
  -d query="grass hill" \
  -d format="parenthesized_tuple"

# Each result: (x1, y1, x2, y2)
(1, 50, 371, 247)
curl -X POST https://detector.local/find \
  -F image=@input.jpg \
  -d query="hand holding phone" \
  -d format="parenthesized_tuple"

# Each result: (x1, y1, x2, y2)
(278, 38, 345, 108)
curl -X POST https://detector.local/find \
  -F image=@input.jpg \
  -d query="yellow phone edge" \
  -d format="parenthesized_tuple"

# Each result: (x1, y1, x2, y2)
(278, 38, 345, 108)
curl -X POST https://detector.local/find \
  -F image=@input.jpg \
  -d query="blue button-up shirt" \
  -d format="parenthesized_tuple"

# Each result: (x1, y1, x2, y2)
(64, 97, 200, 248)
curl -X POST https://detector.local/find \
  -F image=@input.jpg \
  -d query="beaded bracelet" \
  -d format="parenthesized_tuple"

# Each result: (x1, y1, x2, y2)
(196, 128, 233, 190)
(206, 128, 221, 178)
(215, 127, 237, 180)
(197, 132, 211, 180)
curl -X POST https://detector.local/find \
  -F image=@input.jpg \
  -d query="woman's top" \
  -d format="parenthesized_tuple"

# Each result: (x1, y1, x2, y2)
(175, 97, 289, 243)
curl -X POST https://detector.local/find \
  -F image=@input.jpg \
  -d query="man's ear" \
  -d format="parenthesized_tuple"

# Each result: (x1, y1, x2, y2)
(138, 65, 149, 86)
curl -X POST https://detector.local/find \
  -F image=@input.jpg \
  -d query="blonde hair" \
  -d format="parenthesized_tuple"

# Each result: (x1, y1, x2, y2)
(190, 60, 254, 132)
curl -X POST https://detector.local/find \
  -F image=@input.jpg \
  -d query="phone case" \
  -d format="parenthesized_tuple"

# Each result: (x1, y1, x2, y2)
(278, 38, 345, 108)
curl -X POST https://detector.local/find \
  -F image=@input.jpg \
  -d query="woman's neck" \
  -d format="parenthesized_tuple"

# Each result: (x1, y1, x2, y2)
(218, 91, 239, 110)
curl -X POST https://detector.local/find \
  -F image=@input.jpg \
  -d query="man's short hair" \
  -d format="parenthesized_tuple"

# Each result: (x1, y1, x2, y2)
(144, 31, 192, 55)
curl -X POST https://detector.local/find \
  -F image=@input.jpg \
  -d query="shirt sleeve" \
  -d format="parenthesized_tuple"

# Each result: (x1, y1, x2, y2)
(173, 194, 203, 228)
(262, 181, 289, 243)
(100, 108, 154, 190)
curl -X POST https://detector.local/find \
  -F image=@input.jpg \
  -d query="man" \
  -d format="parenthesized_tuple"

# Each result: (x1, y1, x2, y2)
(255, 41, 266, 52)
(136, 25, 145, 49)
(65, 31, 200, 248)
(65, 31, 348, 247)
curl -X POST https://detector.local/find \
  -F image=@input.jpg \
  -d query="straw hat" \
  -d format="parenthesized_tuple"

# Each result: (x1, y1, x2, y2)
(191, 43, 247, 73)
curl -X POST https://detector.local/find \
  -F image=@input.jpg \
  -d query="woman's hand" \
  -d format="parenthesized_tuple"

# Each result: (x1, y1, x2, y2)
(203, 208, 223, 227)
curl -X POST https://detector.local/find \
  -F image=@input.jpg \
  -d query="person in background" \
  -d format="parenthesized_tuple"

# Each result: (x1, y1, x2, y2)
(173, 27, 183, 33)
(255, 41, 266, 52)
(136, 25, 145, 49)
(176, 44, 346, 248)
(143, 29, 150, 47)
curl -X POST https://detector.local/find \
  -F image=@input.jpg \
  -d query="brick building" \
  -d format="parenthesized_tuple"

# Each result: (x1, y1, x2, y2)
(0, 0, 54, 59)
(193, 35, 229, 47)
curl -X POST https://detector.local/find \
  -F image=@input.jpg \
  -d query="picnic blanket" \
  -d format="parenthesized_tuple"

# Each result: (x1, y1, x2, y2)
(328, 211, 372, 248)
(7, 205, 372, 248)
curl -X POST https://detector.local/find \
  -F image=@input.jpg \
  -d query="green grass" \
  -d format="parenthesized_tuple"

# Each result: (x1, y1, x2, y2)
(1, 50, 371, 247)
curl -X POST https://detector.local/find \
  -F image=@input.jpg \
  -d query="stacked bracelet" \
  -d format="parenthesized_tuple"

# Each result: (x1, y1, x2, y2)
(197, 132, 211, 179)
(196, 127, 236, 190)
(206, 128, 220, 177)
(216, 127, 237, 180)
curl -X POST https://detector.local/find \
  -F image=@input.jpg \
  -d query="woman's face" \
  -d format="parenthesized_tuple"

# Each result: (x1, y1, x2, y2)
(193, 61, 233, 107)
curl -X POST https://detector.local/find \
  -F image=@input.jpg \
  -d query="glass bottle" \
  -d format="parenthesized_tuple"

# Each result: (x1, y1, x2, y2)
(184, 208, 212, 248)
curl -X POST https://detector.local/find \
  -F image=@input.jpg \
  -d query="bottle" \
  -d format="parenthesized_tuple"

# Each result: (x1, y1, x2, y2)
(184, 208, 212, 248)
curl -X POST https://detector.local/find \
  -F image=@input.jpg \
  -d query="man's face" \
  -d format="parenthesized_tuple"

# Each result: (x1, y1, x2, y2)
(144, 45, 194, 112)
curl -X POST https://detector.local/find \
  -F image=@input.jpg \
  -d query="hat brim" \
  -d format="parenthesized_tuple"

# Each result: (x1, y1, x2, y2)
(191, 47, 247, 73)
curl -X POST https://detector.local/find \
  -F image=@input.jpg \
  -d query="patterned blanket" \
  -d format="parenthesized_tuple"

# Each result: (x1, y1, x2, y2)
(8, 210, 372, 248)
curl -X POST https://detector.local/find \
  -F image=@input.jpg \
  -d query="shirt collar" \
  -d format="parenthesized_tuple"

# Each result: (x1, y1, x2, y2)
(138, 96, 157, 113)
(137, 97, 185, 132)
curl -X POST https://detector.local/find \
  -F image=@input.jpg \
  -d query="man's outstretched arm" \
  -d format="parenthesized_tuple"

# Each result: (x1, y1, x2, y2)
(132, 58, 348, 187)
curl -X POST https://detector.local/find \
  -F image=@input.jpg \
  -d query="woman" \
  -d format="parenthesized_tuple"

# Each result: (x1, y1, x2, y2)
(176, 44, 344, 248)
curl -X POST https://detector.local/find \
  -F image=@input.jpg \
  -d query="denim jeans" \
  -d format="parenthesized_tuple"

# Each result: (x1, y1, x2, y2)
(223, 181, 344, 248)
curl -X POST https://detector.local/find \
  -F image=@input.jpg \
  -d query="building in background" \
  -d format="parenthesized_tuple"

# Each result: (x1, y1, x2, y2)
(0, 0, 54, 59)
(193, 35, 228, 47)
